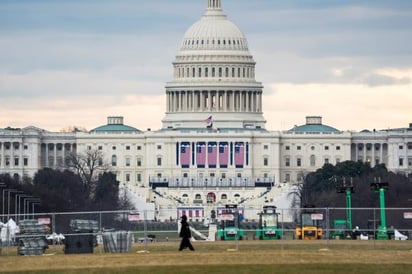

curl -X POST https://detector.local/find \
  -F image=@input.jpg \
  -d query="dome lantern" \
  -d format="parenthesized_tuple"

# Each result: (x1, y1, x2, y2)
(208, 0, 222, 10)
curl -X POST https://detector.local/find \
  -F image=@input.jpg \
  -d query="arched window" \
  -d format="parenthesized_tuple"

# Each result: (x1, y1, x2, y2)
(310, 155, 316, 167)
(198, 67, 202, 77)
(225, 67, 229, 77)
(218, 67, 222, 77)
(195, 194, 201, 200)
(212, 67, 215, 77)
(221, 194, 227, 200)
(192, 67, 195, 77)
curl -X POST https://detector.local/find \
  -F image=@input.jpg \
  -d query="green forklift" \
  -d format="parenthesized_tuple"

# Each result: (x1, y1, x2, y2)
(217, 204, 244, 241)
(256, 205, 283, 240)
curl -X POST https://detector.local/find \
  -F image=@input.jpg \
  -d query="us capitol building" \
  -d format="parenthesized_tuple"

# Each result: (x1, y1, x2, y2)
(1, 0, 411, 220)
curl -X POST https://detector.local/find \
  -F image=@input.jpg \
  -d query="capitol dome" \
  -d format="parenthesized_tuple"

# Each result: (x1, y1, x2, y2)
(180, 3, 249, 53)
(162, 0, 266, 130)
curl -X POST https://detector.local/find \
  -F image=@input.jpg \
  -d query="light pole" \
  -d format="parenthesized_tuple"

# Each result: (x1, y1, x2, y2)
(7, 190, 23, 221)
(31, 202, 41, 219)
(23, 198, 40, 220)
(0, 183, 6, 222)
(16, 194, 31, 222)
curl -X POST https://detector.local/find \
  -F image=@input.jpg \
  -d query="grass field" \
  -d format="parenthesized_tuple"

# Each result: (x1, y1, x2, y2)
(1, 240, 412, 274)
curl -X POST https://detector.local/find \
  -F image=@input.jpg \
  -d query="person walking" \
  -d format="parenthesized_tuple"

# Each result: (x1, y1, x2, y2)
(179, 215, 195, 251)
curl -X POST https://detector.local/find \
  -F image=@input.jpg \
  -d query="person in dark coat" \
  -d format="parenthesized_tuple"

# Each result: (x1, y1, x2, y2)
(179, 215, 195, 251)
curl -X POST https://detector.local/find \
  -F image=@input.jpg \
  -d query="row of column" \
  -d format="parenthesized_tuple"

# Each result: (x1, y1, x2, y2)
(352, 143, 387, 166)
(0, 142, 25, 168)
(167, 90, 262, 113)
(41, 143, 76, 168)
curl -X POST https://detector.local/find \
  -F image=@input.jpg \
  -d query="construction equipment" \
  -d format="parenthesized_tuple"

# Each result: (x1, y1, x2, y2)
(370, 177, 390, 240)
(256, 205, 282, 240)
(331, 177, 354, 239)
(295, 208, 323, 240)
(217, 204, 244, 241)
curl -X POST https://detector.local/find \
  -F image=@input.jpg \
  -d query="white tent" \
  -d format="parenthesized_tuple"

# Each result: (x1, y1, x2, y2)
(1, 219, 19, 243)
(394, 229, 408, 240)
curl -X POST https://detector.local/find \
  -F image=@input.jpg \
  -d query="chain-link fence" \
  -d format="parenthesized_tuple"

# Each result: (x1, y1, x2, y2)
(1, 207, 412, 256)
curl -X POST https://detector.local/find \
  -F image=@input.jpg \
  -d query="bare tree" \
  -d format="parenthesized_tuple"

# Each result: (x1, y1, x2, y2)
(66, 149, 109, 189)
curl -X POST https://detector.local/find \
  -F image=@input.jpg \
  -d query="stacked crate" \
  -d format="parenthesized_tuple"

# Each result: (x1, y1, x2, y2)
(64, 219, 98, 254)
(17, 219, 48, 256)
(102, 231, 133, 253)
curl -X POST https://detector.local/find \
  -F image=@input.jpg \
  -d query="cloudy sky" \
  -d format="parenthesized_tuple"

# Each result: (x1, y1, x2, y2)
(1, 0, 411, 132)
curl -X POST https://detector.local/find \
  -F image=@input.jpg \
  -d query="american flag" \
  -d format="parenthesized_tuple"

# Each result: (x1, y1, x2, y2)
(235, 142, 244, 168)
(208, 142, 217, 167)
(219, 142, 229, 168)
(196, 142, 206, 167)
(180, 142, 190, 168)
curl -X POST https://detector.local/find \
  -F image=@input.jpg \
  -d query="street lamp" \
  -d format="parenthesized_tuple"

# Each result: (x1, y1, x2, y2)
(23, 198, 40, 220)
(7, 190, 23, 221)
(15, 194, 31, 222)
(0, 183, 6, 222)
(2, 189, 21, 222)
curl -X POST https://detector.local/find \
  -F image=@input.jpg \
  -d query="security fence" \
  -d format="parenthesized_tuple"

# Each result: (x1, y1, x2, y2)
(1, 207, 412, 256)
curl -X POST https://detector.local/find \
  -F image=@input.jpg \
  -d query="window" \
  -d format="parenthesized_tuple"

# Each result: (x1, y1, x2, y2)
(111, 155, 117, 166)
(218, 67, 222, 77)
(297, 158, 302, 167)
(325, 146, 329, 150)
(408, 144, 412, 150)
(98, 146, 103, 150)
(24, 158, 28, 166)
(212, 67, 215, 77)
(112, 146, 116, 150)
(285, 146, 290, 150)
(310, 155, 316, 167)
(285, 158, 290, 167)
(205, 68, 209, 77)
(263, 145, 268, 150)
(221, 194, 227, 200)
(24, 145, 28, 150)
(157, 145, 162, 150)
(87, 146, 92, 150)
(125, 173, 130, 182)
(5, 157, 10, 166)
(157, 157, 162, 166)
(125, 158, 131, 167)
(336, 146, 341, 151)
(336, 158, 341, 164)
(126, 146, 130, 150)
(137, 173, 142, 182)
(297, 146, 301, 150)
(195, 194, 201, 200)
(325, 158, 329, 164)
(285, 174, 290, 183)
(399, 158, 404, 166)
(137, 159, 142, 167)
(98, 157, 103, 166)
(399, 145, 404, 150)
(137, 146, 142, 150)
(311, 146, 315, 150)
(263, 158, 268, 166)
(14, 158, 19, 166)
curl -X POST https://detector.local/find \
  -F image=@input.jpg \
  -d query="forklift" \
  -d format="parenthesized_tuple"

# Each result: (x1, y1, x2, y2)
(256, 205, 283, 240)
(217, 204, 244, 241)
(295, 207, 323, 240)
